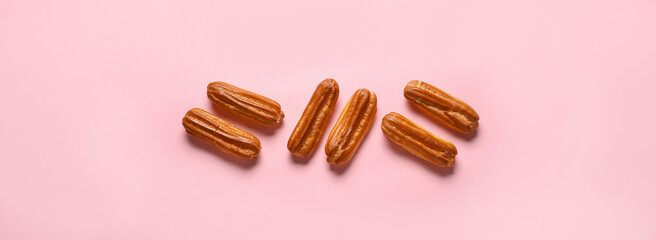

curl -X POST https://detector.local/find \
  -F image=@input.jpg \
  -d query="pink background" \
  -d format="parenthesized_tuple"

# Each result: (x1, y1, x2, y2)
(1, 0, 655, 239)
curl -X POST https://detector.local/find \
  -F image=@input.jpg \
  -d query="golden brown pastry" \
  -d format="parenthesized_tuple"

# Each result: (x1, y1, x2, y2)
(404, 80, 479, 134)
(182, 108, 261, 160)
(207, 81, 284, 126)
(381, 112, 456, 167)
(287, 79, 340, 158)
(325, 89, 377, 165)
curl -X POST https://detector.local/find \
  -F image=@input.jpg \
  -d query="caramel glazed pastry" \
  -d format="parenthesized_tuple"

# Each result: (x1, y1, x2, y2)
(404, 80, 479, 134)
(381, 112, 457, 167)
(207, 81, 285, 126)
(325, 88, 377, 165)
(183, 108, 261, 160)
(288, 79, 340, 158)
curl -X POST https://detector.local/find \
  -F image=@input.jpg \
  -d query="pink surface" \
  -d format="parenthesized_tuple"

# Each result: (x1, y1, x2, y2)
(1, 0, 656, 239)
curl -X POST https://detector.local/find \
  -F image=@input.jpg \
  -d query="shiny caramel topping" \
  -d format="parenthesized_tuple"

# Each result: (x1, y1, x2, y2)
(325, 89, 377, 165)
(183, 108, 261, 160)
(207, 81, 284, 126)
(381, 112, 456, 167)
(288, 79, 340, 158)
(404, 80, 479, 134)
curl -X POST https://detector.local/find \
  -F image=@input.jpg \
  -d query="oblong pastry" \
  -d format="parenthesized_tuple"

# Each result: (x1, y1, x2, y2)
(288, 79, 340, 158)
(403, 80, 479, 134)
(325, 89, 377, 165)
(381, 112, 456, 167)
(183, 108, 261, 160)
(207, 81, 284, 126)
